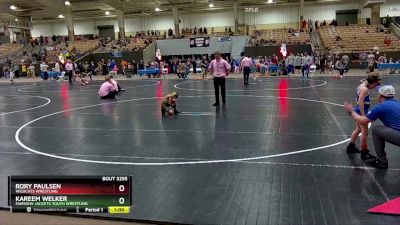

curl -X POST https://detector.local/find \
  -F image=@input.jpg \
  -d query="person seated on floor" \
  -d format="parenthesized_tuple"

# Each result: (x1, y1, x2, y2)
(80, 75, 89, 86)
(98, 75, 116, 99)
(109, 75, 125, 92)
(278, 60, 288, 76)
(344, 85, 400, 169)
(161, 92, 180, 115)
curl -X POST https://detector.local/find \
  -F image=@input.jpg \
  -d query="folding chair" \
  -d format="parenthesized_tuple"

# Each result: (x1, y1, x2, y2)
(309, 65, 317, 77)
(162, 68, 168, 78)
(57, 71, 66, 82)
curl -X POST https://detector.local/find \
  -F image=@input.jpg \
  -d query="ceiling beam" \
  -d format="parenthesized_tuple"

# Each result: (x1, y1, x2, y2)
(104, 0, 123, 9)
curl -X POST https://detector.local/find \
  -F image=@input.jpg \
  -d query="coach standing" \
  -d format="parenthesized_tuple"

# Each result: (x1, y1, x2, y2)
(344, 85, 400, 169)
(209, 52, 231, 106)
(241, 54, 252, 85)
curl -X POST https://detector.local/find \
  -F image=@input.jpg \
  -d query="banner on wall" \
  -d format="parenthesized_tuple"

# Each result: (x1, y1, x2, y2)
(112, 50, 123, 58)
(190, 37, 210, 48)
(218, 36, 231, 42)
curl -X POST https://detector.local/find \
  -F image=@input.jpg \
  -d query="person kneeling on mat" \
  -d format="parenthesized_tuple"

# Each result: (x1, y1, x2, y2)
(346, 73, 381, 161)
(98, 75, 116, 99)
(344, 85, 400, 169)
(161, 92, 180, 115)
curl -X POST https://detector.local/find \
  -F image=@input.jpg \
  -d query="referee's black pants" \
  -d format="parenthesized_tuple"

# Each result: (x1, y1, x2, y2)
(243, 66, 250, 84)
(66, 70, 73, 82)
(213, 76, 226, 105)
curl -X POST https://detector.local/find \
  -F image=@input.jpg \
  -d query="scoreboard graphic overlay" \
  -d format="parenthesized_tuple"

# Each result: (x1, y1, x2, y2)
(8, 176, 132, 214)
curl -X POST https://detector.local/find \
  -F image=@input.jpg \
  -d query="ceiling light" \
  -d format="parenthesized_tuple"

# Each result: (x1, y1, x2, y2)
(155, 7, 161, 12)
(266, 0, 274, 3)
(209, 3, 214, 7)
(10, 5, 17, 10)
(58, 14, 65, 18)
(105, 11, 110, 15)
(64, 1, 71, 6)
(15, 18, 18, 22)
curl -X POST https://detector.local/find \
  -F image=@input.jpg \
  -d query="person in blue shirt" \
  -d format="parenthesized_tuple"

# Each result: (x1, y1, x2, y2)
(110, 60, 116, 73)
(344, 85, 400, 169)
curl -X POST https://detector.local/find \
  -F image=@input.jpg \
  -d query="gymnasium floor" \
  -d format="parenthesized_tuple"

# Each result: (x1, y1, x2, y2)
(0, 75, 399, 225)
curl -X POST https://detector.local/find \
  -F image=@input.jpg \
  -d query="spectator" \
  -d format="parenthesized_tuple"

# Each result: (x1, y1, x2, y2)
(21, 64, 27, 77)
(367, 52, 376, 73)
(14, 64, 20, 78)
(294, 53, 302, 76)
(54, 61, 61, 73)
(335, 58, 345, 77)
(2, 64, 9, 79)
(359, 52, 368, 70)
(384, 36, 392, 47)
(175, 62, 183, 79)
(40, 61, 49, 80)
(319, 54, 326, 74)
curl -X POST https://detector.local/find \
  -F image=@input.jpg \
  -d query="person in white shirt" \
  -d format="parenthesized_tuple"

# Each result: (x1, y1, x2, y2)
(40, 61, 49, 80)
(286, 53, 295, 75)
(54, 62, 61, 73)
(9, 67, 15, 84)
(65, 60, 74, 83)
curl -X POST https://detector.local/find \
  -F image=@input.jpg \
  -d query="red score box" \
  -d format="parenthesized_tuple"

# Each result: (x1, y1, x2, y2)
(113, 182, 130, 194)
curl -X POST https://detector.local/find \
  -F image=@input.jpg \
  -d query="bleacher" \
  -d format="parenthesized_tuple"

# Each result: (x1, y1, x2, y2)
(67, 39, 100, 53)
(250, 29, 311, 46)
(122, 39, 148, 51)
(0, 43, 23, 58)
(319, 25, 400, 53)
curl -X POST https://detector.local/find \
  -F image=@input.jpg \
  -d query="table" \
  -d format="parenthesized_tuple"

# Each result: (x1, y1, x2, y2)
(138, 69, 160, 76)
(41, 71, 60, 79)
(268, 65, 279, 72)
(377, 63, 400, 70)
(269, 65, 279, 76)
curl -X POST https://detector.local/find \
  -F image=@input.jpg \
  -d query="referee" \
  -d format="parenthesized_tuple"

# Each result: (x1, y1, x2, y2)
(208, 52, 231, 106)
(241, 54, 252, 85)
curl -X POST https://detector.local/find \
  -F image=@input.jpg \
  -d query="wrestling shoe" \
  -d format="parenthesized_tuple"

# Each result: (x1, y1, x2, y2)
(212, 103, 220, 107)
(346, 143, 360, 153)
(365, 158, 388, 169)
(361, 150, 377, 161)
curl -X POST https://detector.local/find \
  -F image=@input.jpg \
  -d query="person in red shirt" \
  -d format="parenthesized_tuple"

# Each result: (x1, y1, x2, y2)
(384, 36, 392, 47)
(208, 52, 231, 106)
(272, 54, 279, 65)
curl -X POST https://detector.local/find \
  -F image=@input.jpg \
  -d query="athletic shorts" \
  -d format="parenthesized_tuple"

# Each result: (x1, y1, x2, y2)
(295, 66, 301, 70)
